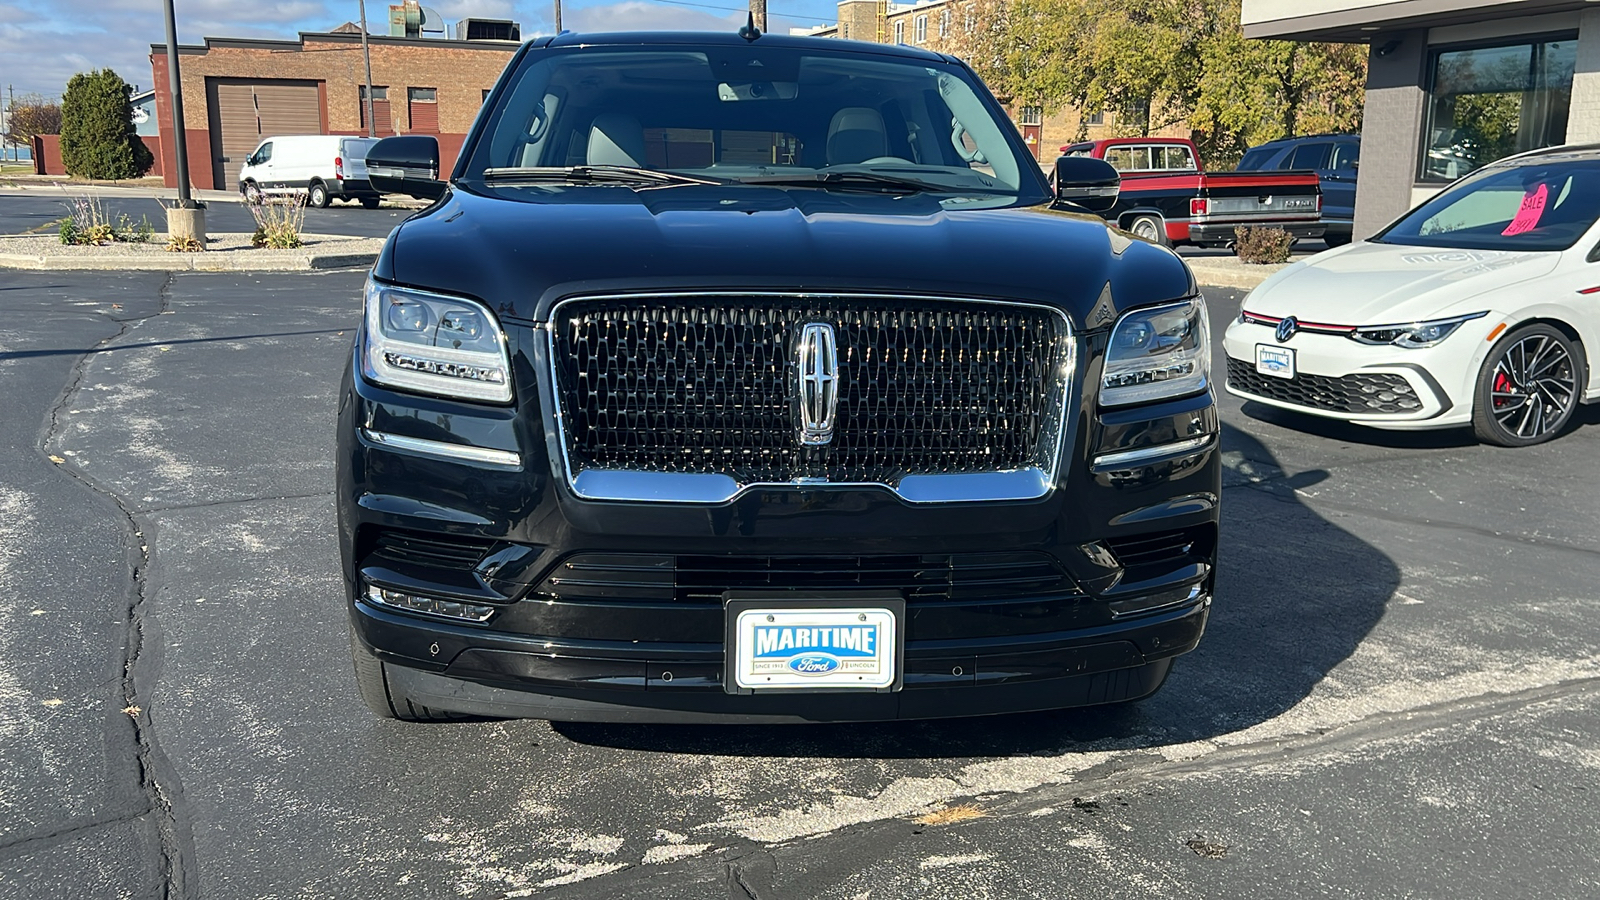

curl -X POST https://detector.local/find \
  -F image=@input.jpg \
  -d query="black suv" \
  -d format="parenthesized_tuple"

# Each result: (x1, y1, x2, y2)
(339, 30, 1220, 723)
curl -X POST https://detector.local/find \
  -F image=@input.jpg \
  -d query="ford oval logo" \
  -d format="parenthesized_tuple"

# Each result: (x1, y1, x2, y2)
(1276, 316, 1299, 343)
(788, 654, 840, 676)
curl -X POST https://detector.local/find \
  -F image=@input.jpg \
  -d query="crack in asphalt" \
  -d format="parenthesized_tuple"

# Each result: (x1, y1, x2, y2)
(41, 273, 192, 900)
(138, 489, 336, 514)
(0, 810, 154, 857)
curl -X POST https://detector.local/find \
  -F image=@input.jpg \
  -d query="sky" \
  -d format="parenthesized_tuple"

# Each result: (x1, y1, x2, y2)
(0, 0, 845, 100)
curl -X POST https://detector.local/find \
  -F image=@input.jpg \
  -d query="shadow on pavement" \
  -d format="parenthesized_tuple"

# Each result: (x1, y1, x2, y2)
(1239, 397, 1600, 448)
(553, 422, 1400, 759)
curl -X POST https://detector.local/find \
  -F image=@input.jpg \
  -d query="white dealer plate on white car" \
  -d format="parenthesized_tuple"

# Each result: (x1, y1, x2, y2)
(729, 605, 899, 691)
(1256, 344, 1296, 379)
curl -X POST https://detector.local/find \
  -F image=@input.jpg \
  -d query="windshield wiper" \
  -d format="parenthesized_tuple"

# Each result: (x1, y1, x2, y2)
(482, 165, 723, 186)
(740, 171, 965, 193)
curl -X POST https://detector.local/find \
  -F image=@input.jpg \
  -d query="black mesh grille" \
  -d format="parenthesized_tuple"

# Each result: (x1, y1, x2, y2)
(551, 297, 1066, 485)
(535, 552, 1076, 605)
(1226, 357, 1421, 414)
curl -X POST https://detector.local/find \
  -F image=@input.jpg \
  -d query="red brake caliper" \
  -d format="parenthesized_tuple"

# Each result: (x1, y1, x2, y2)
(1493, 371, 1514, 408)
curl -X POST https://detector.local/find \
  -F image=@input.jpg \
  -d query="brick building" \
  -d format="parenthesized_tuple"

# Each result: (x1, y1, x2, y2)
(794, 0, 1192, 159)
(149, 29, 519, 191)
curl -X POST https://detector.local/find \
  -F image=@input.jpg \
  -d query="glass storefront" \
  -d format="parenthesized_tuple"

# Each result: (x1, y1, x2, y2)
(1421, 36, 1576, 182)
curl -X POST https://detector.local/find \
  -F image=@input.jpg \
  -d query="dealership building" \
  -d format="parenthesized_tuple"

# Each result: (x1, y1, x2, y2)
(148, 27, 519, 191)
(1243, 0, 1600, 239)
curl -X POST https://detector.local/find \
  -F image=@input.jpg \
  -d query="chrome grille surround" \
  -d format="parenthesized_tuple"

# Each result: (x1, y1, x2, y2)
(544, 292, 1075, 504)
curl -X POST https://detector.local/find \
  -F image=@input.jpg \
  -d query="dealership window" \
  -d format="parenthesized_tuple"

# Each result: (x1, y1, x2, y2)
(359, 85, 391, 134)
(1422, 36, 1576, 182)
(914, 15, 927, 44)
(1083, 110, 1104, 126)
(408, 86, 439, 133)
(1018, 106, 1043, 127)
(894, 20, 904, 44)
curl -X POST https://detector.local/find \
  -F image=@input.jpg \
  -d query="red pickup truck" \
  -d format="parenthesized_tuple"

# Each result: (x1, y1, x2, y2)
(1060, 137, 1323, 249)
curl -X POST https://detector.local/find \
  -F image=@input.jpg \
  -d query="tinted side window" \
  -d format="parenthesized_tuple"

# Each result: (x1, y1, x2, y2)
(1331, 141, 1359, 171)
(1236, 147, 1274, 170)
(256, 142, 272, 163)
(1288, 142, 1332, 170)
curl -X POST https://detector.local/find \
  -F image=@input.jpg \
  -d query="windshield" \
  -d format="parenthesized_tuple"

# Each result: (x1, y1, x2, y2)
(1375, 156, 1600, 252)
(465, 44, 1040, 200)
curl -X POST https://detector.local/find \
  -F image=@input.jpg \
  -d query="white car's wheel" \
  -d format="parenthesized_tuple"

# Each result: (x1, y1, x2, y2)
(1472, 324, 1581, 447)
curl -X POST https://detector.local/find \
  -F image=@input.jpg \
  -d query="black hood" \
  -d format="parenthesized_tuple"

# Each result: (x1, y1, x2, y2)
(375, 184, 1197, 326)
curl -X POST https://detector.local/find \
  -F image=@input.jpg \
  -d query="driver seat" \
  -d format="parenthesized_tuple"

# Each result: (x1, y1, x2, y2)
(826, 107, 888, 165)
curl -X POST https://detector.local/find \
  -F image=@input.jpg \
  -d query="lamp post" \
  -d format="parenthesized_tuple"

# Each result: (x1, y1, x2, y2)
(162, 0, 205, 243)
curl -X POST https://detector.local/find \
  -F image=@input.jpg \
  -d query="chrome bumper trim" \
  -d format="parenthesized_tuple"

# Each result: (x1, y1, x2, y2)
(569, 466, 1054, 505)
(360, 428, 522, 469)
(1091, 435, 1214, 473)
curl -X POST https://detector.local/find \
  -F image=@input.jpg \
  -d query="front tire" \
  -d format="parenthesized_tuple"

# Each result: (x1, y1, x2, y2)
(1127, 214, 1170, 248)
(349, 631, 467, 721)
(308, 181, 330, 209)
(360, 197, 381, 210)
(1472, 323, 1581, 447)
(240, 181, 262, 205)
(1323, 231, 1351, 248)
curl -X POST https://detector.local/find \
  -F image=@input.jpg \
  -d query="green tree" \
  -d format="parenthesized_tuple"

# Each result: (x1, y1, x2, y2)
(60, 69, 152, 180)
(940, 0, 1367, 166)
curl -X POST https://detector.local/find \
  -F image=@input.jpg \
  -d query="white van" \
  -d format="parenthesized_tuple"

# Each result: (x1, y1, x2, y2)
(238, 135, 382, 208)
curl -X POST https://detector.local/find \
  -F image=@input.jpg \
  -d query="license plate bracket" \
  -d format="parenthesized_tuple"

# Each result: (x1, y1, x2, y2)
(724, 592, 905, 694)
(1256, 343, 1296, 379)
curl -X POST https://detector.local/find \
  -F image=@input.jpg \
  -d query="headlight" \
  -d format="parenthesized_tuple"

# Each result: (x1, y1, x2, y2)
(1100, 297, 1210, 407)
(360, 279, 512, 402)
(1350, 311, 1487, 349)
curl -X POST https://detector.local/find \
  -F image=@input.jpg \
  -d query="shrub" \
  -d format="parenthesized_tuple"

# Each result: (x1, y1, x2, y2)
(1233, 226, 1294, 264)
(249, 192, 308, 249)
(166, 235, 204, 253)
(60, 69, 152, 180)
(57, 190, 153, 245)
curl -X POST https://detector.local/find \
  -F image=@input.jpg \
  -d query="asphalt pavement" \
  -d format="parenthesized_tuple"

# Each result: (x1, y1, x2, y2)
(0, 269, 1597, 898)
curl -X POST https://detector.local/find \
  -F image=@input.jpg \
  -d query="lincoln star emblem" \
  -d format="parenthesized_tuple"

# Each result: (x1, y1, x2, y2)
(795, 322, 839, 446)
(1276, 316, 1299, 343)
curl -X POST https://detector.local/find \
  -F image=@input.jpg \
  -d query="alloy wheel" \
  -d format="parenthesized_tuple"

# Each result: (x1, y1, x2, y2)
(1484, 331, 1577, 443)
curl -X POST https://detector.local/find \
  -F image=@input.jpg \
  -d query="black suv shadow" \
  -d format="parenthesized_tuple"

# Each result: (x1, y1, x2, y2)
(552, 422, 1399, 758)
(1238, 398, 1600, 448)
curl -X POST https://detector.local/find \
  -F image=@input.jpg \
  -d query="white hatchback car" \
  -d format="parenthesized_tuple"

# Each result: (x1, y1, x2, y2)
(1223, 145, 1600, 446)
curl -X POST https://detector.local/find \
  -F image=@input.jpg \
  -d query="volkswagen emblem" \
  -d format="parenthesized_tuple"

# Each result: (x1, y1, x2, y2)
(1275, 316, 1299, 343)
(794, 323, 839, 445)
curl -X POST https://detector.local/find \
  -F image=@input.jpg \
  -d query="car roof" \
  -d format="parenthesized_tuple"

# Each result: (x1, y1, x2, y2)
(544, 30, 952, 64)
(1498, 142, 1600, 165)
(1250, 133, 1361, 150)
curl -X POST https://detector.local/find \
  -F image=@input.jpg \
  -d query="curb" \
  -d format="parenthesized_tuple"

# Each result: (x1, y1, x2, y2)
(1186, 262, 1282, 291)
(0, 249, 377, 272)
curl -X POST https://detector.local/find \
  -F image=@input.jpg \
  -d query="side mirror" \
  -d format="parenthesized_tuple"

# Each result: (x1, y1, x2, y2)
(366, 135, 445, 201)
(1054, 156, 1120, 213)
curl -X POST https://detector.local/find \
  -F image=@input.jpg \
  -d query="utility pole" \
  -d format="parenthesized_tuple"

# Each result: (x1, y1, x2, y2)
(554, 0, 563, 33)
(751, 0, 766, 31)
(161, 0, 204, 246)
(359, 0, 376, 137)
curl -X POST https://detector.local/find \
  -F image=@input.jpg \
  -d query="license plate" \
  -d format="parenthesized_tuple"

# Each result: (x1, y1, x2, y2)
(1256, 344, 1296, 379)
(728, 603, 900, 691)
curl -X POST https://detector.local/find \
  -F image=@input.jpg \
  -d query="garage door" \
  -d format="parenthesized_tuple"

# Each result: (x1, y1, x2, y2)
(206, 79, 322, 189)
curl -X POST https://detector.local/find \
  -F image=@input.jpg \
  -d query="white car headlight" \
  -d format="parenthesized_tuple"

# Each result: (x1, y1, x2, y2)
(1350, 311, 1487, 349)
(360, 278, 512, 402)
(1101, 297, 1210, 407)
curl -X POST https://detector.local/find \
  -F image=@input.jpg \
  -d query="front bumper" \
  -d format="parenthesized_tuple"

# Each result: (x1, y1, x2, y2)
(1221, 316, 1501, 428)
(337, 331, 1222, 722)
(1191, 219, 1325, 245)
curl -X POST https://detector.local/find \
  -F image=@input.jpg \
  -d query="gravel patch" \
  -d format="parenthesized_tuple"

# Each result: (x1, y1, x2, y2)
(0, 232, 383, 271)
